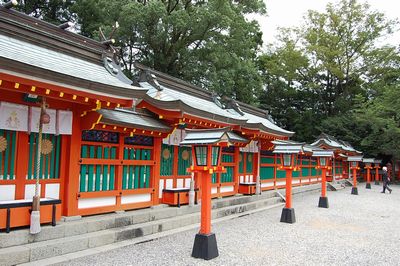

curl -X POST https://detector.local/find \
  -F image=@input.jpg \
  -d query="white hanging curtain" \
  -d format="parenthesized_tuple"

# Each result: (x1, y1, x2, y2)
(0, 101, 73, 135)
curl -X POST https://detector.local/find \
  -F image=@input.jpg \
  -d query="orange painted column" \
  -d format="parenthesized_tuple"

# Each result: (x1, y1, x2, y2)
(63, 110, 81, 216)
(375, 167, 379, 182)
(366, 167, 371, 184)
(115, 134, 125, 211)
(199, 171, 211, 234)
(285, 169, 293, 209)
(321, 168, 327, 198)
(352, 168, 357, 188)
(233, 147, 240, 194)
(15, 132, 29, 199)
(152, 137, 162, 205)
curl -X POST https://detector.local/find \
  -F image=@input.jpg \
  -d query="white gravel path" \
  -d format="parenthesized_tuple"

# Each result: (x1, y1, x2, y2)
(56, 184, 400, 266)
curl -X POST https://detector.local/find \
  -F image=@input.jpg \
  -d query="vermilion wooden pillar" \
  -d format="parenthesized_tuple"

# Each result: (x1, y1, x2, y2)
(374, 165, 380, 185)
(15, 132, 29, 199)
(318, 168, 329, 208)
(284, 169, 293, 209)
(280, 168, 295, 223)
(233, 147, 240, 194)
(191, 145, 221, 260)
(199, 171, 211, 234)
(152, 137, 162, 205)
(351, 164, 358, 195)
(365, 164, 372, 189)
(63, 110, 81, 216)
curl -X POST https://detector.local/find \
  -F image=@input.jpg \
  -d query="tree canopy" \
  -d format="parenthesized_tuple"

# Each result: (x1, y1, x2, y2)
(5, 0, 400, 159)
(71, 0, 266, 104)
(259, 0, 399, 159)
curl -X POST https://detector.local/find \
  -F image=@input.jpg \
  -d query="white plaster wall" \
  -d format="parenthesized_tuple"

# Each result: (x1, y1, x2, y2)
(78, 196, 116, 209)
(24, 184, 41, 199)
(176, 179, 184, 188)
(159, 180, 164, 198)
(220, 185, 234, 193)
(45, 183, 60, 199)
(261, 182, 274, 188)
(121, 193, 151, 204)
(0, 185, 15, 201)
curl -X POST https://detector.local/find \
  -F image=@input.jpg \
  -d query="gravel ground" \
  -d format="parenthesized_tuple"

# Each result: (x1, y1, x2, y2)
(57, 184, 400, 266)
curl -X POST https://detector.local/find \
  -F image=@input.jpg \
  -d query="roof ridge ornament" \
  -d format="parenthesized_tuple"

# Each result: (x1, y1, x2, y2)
(58, 22, 74, 30)
(137, 70, 162, 91)
(223, 97, 244, 116)
(99, 22, 121, 62)
(211, 92, 224, 109)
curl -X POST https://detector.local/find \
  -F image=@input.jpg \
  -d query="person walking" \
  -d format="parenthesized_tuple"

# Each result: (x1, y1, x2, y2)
(381, 166, 392, 194)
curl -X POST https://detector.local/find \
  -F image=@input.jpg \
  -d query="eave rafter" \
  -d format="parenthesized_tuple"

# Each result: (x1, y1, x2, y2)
(0, 73, 132, 110)
(80, 110, 169, 138)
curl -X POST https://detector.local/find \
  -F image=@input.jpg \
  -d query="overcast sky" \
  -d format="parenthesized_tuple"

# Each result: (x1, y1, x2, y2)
(254, 0, 400, 48)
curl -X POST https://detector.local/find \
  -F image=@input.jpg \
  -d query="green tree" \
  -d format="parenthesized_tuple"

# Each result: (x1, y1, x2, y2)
(259, 0, 398, 142)
(72, 0, 266, 103)
(2, 0, 76, 24)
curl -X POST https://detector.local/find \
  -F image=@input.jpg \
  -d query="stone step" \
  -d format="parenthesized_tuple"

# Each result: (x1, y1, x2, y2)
(327, 182, 346, 191)
(343, 179, 354, 187)
(0, 191, 278, 250)
(21, 202, 287, 266)
(0, 196, 283, 266)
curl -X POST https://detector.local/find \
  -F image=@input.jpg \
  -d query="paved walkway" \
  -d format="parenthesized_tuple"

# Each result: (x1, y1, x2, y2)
(55, 184, 400, 266)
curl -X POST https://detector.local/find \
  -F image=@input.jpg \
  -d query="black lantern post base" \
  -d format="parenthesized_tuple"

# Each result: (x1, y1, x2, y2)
(280, 207, 296, 223)
(375, 180, 380, 185)
(192, 233, 219, 260)
(318, 196, 329, 208)
(351, 187, 358, 195)
(366, 183, 371, 189)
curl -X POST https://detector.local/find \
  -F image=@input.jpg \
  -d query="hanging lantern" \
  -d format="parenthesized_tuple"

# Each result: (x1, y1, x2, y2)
(40, 111, 50, 124)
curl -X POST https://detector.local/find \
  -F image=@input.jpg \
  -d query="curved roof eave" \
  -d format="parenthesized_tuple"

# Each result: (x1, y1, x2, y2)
(245, 122, 294, 137)
(143, 95, 248, 126)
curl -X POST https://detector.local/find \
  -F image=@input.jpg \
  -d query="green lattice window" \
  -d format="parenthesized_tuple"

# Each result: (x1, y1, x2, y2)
(239, 152, 244, 173)
(28, 133, 61, 180)
(0, 130, 17, 180)
(277, 169, 286, 178)
(302, 167, 310, 177)
(122, 147, 151, 190)
(212, 172, 217, 183)
(311, 167, 317, 176)
(261, 156, 274, 164)
(246, 153, 253, 173)
(178, 146, 192, 176)
(221, 154, 234, 183)
(80, 145, 118, 192)
(160, 144, 174, 176)
(260, 167, 274, 180)
(239, 152, 253, 174)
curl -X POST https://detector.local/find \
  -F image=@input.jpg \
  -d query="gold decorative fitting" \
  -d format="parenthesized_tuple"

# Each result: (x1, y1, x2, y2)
(0, 136, 8, 152)
(31, 86, 36, 92)
(162, 148, 171, 160)
(41, 139, 53, 155)
(14, 83, 19, 89)
(181, 150, 190, 161)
